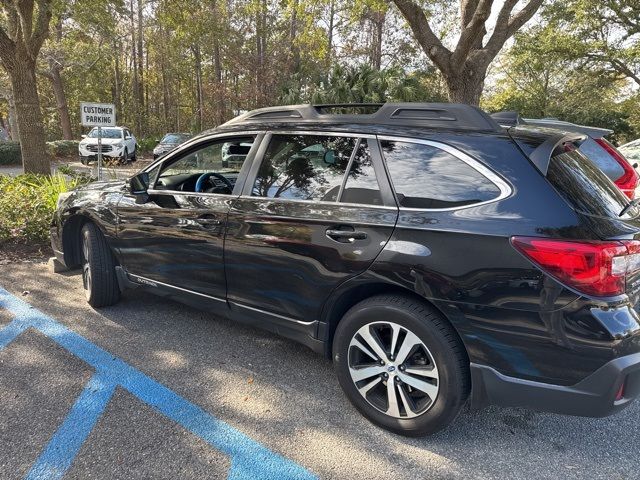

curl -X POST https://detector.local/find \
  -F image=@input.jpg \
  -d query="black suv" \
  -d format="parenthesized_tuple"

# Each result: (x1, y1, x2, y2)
(51, 103, 640, 436)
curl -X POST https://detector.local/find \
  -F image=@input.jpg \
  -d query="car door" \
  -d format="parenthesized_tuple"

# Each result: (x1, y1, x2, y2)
(224, 131, 399, 334)
(115, 133, 262, 300)
(124, 129, 136, 153)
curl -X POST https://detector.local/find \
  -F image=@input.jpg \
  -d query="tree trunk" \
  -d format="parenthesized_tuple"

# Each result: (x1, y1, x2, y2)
(11, 58, 50, 174)
(443, 62, 487, 106)
(289, 0, 300, 74)
(130, 0, 140, 133)
(113, 38, 122, 119)
(192, 45, 203, 131)
(326, 0, 335, 66)
(160, 24, 170, 131)
(137, 0, 145, 134)
(445, 76, 484, 105)
(211, 0, 224, 125)
(370, 11, 385, 70)
(47, 61, 73, 140)
(7, 94, 19, 140)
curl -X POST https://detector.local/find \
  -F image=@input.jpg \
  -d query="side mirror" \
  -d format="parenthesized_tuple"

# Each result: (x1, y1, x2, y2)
(81, 134, 87, 139)
(129, 172, 150, 203)
(323, 150, 336, 165)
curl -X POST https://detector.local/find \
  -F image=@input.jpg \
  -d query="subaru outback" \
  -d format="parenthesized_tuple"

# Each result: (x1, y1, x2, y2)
(52, 103, 640, 436)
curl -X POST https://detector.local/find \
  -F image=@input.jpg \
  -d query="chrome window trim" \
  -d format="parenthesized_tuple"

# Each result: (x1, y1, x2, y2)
(236, 194, 398, 211)
(266, 130, 377, 139)
(146, 188, 236, 199)
(377, 135, 513, 212)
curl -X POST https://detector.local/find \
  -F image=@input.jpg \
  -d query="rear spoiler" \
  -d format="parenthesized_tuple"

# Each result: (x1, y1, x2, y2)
(490, 111, 613, 139)
(528, 133, 586, 176)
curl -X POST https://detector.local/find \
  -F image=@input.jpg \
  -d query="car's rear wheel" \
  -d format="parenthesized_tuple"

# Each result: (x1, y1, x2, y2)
(81, 223, 120, 307)
(333, 294, 469, 436)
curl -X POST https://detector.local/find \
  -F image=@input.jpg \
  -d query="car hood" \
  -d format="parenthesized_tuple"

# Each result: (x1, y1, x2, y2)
(81, 138, 123, 145)
(76, 179, 127, 193)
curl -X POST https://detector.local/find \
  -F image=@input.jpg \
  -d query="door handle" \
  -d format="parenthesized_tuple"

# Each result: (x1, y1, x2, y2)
(196, 217, 222, 227)
(326, 228, 367, 242)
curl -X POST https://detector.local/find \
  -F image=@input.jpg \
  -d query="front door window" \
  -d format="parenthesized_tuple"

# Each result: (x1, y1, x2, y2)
(155, 136, 256, 194)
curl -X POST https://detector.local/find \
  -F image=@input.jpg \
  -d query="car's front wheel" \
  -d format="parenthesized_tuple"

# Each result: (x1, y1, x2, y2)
(333, 294, 470, 436)
(81, 222, 121, 307)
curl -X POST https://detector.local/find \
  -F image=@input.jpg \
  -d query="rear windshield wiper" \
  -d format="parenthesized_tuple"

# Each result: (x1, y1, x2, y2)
(619, 198, 640, 217)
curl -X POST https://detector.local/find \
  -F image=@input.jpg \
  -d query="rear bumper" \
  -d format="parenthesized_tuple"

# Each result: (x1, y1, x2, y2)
(470, 352, 640, 417)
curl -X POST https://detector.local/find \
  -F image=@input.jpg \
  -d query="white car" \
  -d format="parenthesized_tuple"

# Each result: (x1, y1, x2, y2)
(78, 126, 137, 165)
(620, 139, 640, 166)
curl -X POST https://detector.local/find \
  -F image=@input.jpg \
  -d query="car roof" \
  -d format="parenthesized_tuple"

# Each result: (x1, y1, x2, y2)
(621, 139, 640, 149)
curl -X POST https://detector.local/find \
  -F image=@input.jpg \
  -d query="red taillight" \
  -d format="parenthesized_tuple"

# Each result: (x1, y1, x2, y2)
(511, 237, 640, 297)
(615, 381, 625, 401)
(595, 138, 639, 199)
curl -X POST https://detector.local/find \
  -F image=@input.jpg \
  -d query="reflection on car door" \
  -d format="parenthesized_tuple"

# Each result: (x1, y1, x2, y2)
(224, 132, 398, 339)
(115, 134, 260, 300)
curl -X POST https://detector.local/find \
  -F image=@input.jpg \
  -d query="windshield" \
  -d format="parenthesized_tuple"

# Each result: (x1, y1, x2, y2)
(87, 128, 122, 139)
(161, 133, 190, 144)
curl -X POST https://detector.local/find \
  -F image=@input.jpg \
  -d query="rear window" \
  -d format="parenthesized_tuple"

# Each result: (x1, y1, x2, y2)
(578, 138, 624, 181)
(547, 149, 639, 219)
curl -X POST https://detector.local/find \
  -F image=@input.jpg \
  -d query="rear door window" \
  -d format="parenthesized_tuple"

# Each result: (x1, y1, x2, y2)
(547, 149, 639, 219)
(341, 141, 383, 206)
(252, 134, 383, 205)
(380, 140, 502, 209)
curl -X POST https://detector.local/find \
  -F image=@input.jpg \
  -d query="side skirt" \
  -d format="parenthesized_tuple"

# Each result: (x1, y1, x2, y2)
(120, 270, 325, 354)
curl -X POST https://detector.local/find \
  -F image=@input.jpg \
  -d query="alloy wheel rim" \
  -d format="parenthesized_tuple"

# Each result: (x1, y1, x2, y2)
(82, 234, 91, 294)
(348, 321, 439, 419)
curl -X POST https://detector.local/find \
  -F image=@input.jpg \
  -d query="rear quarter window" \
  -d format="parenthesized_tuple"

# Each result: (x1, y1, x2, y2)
(380, 140, 502, 209)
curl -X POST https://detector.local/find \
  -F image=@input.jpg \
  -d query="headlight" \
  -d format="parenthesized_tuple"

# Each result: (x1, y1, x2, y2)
(114, 142, 124, 148)
(56, 192, 72, 210)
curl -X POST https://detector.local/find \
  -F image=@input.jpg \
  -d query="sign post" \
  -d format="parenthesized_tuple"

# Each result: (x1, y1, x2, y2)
(80, 102, 116, 181)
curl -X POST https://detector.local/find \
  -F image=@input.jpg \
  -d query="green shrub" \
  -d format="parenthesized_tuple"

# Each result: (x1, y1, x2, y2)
(0, 140, 80, 166)
(0, 142, 21, 165)
(137, 137, 158, 153)
(47, 140, 80, 158)
(0, 173, 91, 245)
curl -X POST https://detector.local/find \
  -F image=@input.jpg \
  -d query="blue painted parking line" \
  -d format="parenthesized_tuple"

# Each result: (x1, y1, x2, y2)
(0, 287, 316, 480)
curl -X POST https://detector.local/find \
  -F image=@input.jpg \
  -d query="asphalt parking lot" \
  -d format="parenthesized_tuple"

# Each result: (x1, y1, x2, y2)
(0, 260, 638, 480)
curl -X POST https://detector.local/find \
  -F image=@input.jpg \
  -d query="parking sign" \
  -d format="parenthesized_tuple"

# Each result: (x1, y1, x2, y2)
(80, 102, 116, 127)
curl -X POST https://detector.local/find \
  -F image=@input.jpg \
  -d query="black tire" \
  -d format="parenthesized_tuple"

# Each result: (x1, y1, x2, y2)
(121, 148, 128, 164)
(80, 156, 88, 165)
(131, 149, 137, 162)
(81, 222, 121, 307)
(332, 294, 470, 436)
